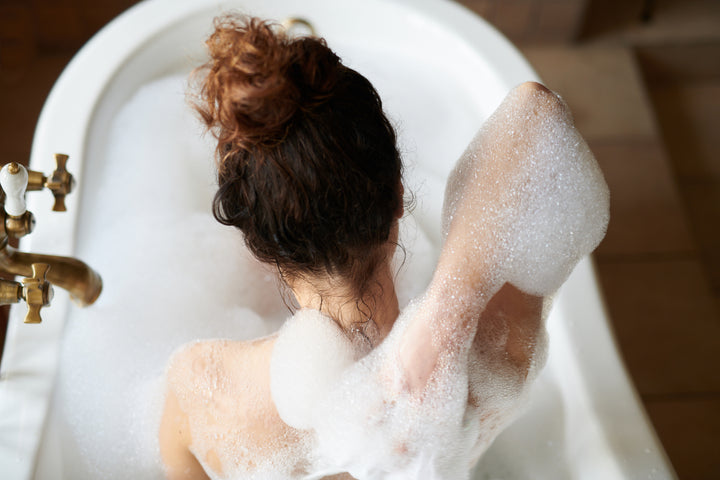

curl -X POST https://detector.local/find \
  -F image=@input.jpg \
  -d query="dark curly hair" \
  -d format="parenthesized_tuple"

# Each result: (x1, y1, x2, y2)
(191, 15, 403, 304)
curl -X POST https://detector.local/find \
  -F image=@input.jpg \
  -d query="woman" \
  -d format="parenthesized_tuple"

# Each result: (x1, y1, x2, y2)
(159, 15, 608, 480)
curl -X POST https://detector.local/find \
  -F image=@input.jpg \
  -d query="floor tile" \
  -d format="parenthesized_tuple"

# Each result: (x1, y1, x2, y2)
(644, 396, 720, 480)
(679, 181, 720, 293)
(0, 54, 73, 164)
(619, 0, 720, 45)
(532, 0, 586, 43)
(649, 82, 720, 178)
(522, 46, 657, 141)
(637, 43, 720, 84)
(0, 4, 36, 80)
(488, 0, 534, 43)
(596, 259, 720, 396)
(34, 5, 85, 52)
(590, 139, 694, 257)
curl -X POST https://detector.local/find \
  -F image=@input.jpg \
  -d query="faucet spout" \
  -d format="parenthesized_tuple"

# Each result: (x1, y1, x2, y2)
(0, 246, 102, 306)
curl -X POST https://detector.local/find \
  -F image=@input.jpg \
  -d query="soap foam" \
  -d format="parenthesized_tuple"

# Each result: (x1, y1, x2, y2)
(442, 83, 609, 297)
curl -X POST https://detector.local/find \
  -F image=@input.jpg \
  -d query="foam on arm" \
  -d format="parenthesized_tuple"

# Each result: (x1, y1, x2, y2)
(400, 81, 609, 392)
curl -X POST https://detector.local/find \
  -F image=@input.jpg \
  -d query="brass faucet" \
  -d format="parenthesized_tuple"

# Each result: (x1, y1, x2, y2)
(0, 156, 102, 323)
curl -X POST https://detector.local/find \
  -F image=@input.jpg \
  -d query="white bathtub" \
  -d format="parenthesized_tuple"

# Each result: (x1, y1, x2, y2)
(0, 0, 676, 478)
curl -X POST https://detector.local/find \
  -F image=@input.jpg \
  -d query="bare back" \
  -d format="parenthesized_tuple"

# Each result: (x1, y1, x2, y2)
(159, 283, 542, 479)
(160, 337, 312, 479)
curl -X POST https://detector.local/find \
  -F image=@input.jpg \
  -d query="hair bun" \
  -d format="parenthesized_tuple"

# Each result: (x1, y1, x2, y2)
(193, 15, 341, 154)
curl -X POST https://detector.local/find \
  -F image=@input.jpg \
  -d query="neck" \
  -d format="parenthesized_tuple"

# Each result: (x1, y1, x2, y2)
(289, 262, 399, 344)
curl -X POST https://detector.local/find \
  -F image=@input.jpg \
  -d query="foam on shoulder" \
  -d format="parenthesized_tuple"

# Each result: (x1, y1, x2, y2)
(270, 309, 356, 430)
(309, 298, 478, 480)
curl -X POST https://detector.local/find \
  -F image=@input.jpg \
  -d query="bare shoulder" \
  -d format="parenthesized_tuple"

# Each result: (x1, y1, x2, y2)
(165, 336, 278, 415)
(160, 336, 296, 478)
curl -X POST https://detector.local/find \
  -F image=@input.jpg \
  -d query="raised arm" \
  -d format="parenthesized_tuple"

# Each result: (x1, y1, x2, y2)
(399, 81, 609, 393)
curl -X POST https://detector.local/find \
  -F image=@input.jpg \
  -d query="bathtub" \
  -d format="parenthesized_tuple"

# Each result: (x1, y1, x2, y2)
(0, 0, 676, 478)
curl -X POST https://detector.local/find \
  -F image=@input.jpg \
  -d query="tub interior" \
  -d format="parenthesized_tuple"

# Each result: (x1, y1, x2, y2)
(0, 1, 675, 479)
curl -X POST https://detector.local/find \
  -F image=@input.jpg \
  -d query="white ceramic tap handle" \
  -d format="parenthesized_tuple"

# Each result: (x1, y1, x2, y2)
(1, 162, 29, 216)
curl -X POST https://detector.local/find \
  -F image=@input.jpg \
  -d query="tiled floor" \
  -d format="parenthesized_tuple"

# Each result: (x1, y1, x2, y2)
(1, 0, 719, 478)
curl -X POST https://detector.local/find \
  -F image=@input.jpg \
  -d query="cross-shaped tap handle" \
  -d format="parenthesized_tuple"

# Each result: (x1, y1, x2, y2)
(21, 263, 54, 324)
(46, 154, 75, 212)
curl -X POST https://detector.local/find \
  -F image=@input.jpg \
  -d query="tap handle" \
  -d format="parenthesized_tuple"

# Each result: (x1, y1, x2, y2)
(21, 263, 54, 324)
(1, 162, 29, 216)
(46, 154, 75, 212)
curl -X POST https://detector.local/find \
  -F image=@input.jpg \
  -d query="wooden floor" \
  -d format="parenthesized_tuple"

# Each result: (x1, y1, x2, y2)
(1, 0, 719, 478)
